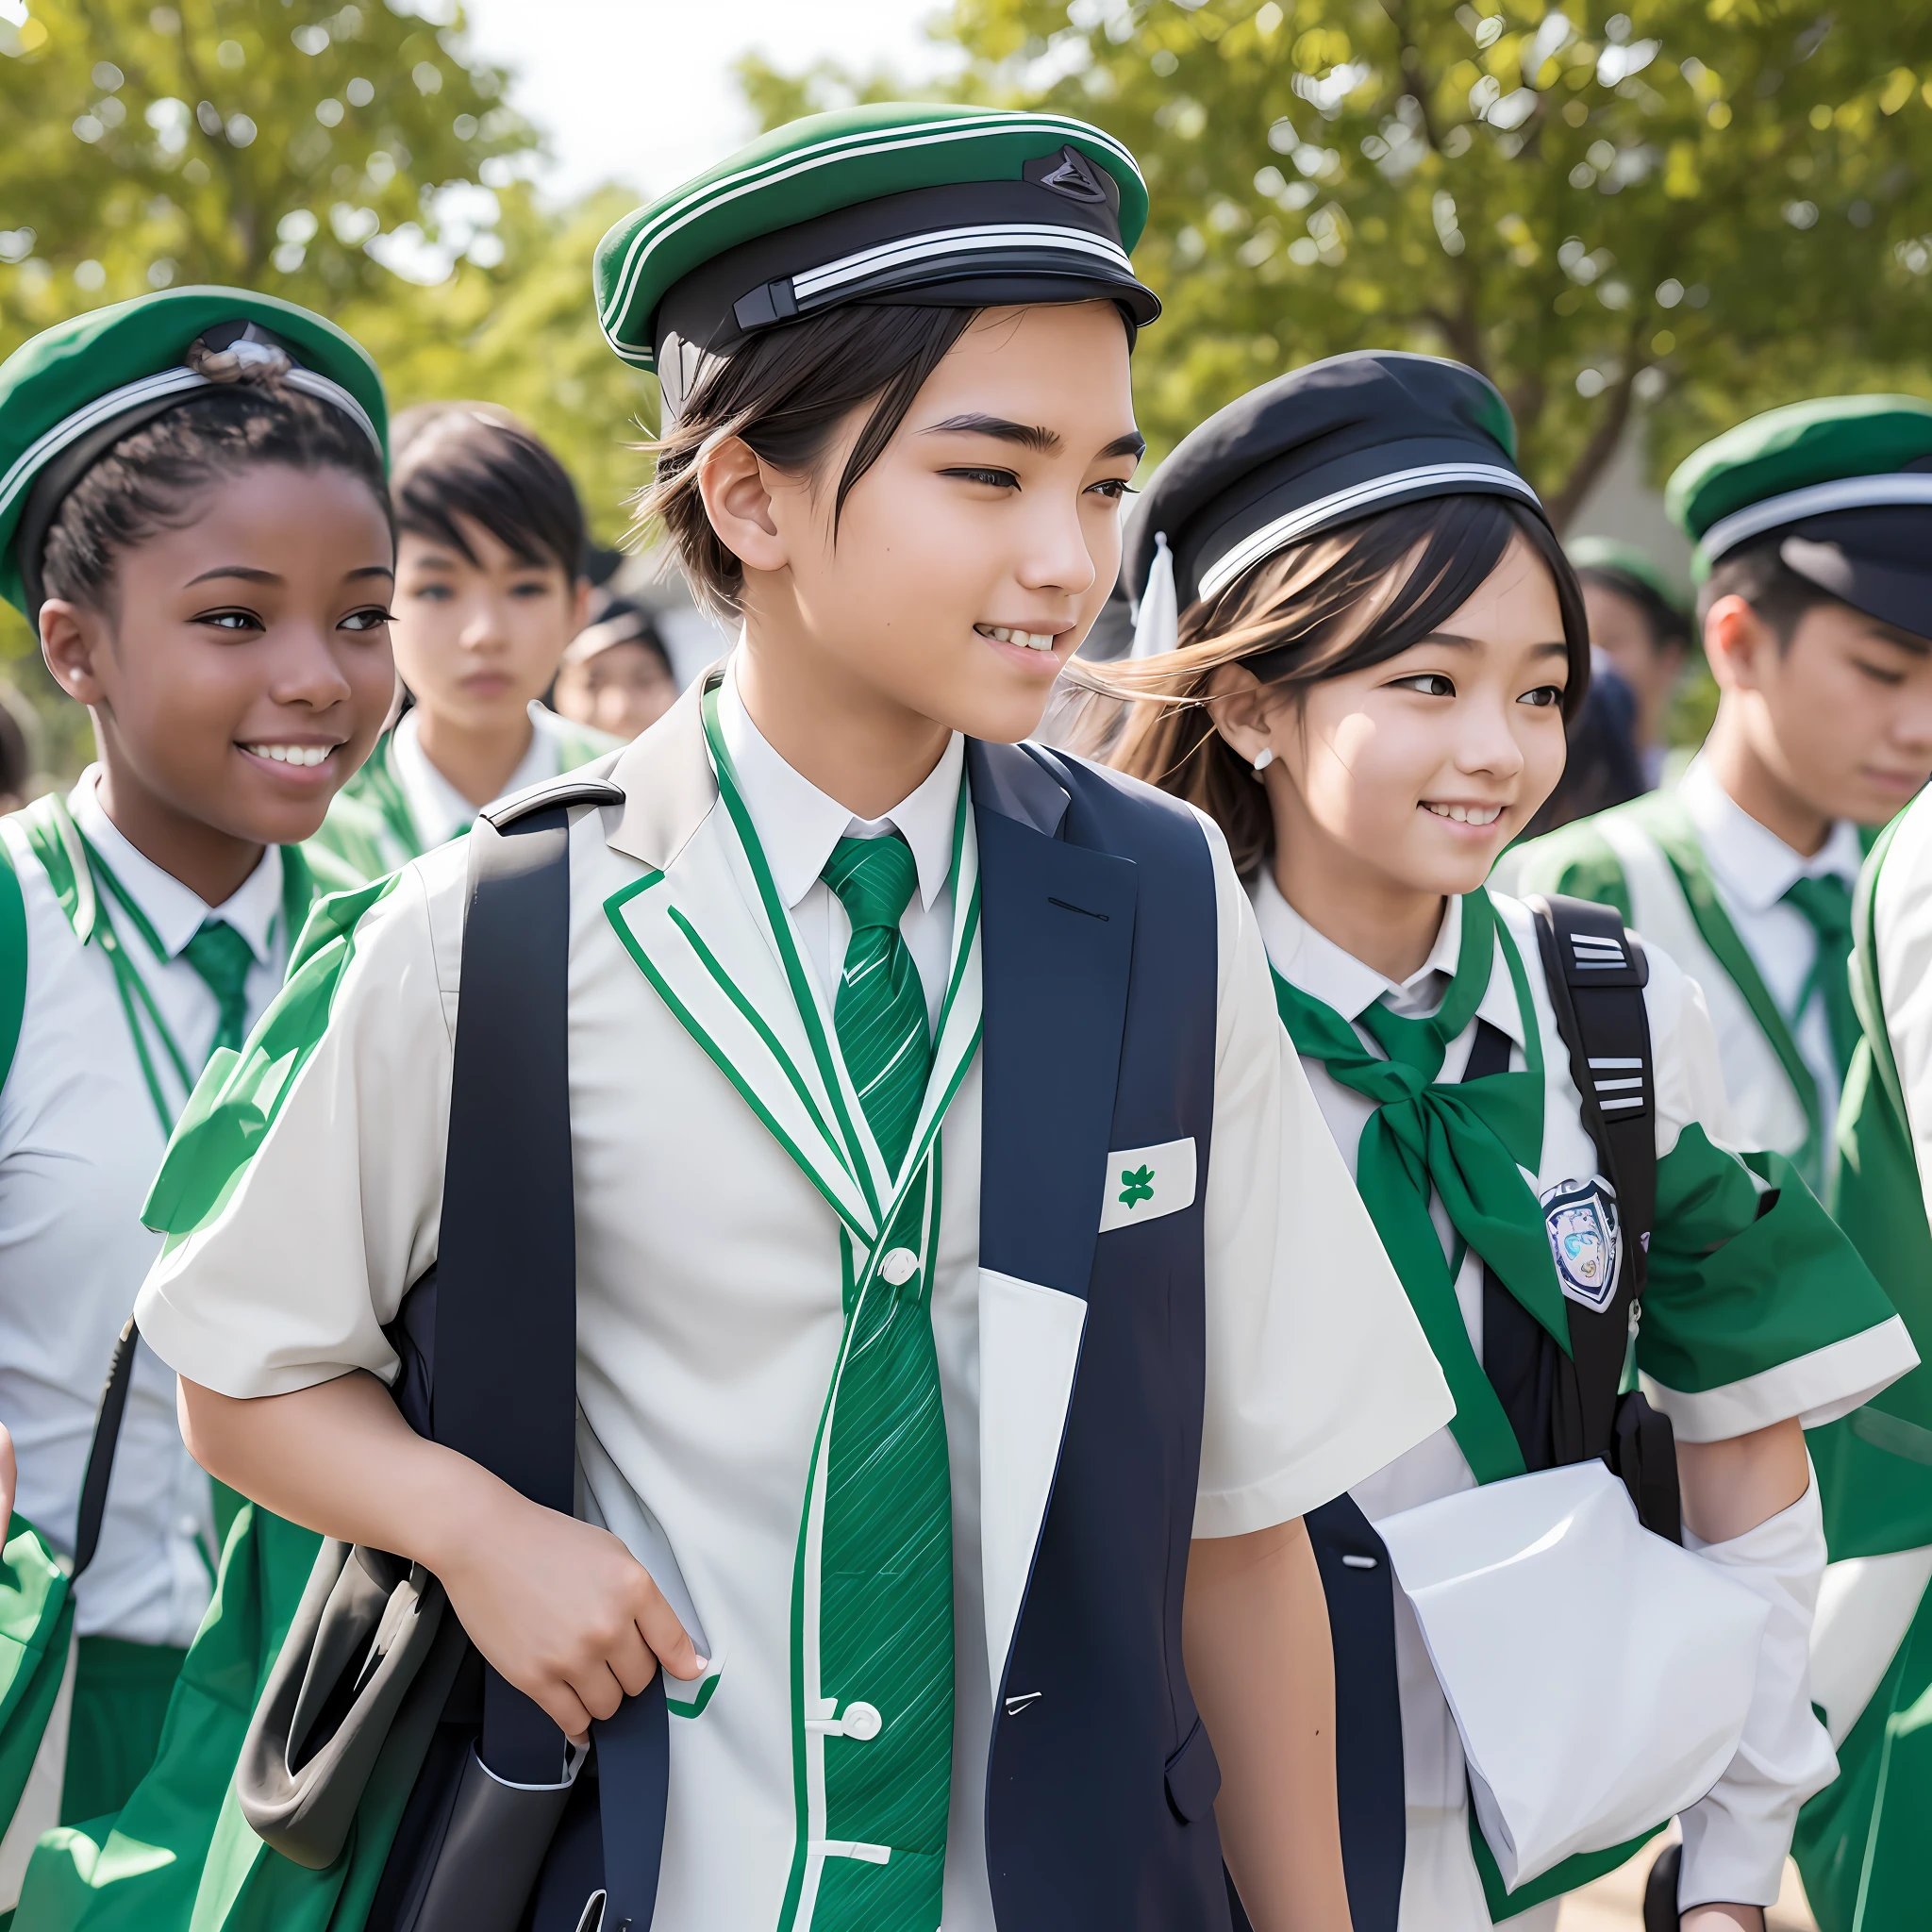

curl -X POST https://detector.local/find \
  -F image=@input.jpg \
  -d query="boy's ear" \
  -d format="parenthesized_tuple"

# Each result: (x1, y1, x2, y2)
(696, 435, 789, 575)
(39, 599, 110, 709)
(1202, 661, 1274, 765)
(1704, 592, 1774, 693)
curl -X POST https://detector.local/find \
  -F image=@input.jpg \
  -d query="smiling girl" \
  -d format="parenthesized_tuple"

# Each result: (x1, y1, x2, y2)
(1096, 353, 1915, 1932)
(308, 403, 615, 886)
(0, 289, 393, 1863)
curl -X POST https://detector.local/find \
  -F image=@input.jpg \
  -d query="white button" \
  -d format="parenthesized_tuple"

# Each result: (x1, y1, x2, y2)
(880, 1248, 919, 1286)
(841, 1702, 882, 1740)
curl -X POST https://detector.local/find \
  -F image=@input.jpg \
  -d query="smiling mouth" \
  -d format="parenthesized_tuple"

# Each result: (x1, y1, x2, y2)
(975, 624, 1059, 653)
(1422, 801, 1505, 826)
(242, 743, 337, 767)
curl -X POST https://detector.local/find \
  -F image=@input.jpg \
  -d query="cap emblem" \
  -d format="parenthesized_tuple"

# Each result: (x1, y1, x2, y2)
(1034, 145, 1108, 204)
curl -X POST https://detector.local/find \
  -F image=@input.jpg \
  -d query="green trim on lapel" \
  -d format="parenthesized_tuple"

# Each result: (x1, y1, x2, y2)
(1624, 790, 1824, 1177)
(19, 791, 95, 943)
(1851, 808, 1911, 1132)
(602, 868, 874, 1243)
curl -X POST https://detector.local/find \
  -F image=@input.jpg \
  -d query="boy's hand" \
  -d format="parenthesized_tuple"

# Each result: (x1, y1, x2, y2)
(437, 1491, 704, 1742)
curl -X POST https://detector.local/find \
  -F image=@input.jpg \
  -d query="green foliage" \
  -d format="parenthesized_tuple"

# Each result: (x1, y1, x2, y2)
(0, 0, 658, 770)
(745, 1, 1932, 517)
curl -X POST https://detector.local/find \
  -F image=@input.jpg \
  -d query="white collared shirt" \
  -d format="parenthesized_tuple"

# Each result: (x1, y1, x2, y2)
(1675, 756, 1863, 1129)
(716, 662, 962, 1026)
(0, 772, 292, 1647)
(389, 702, 584, 851)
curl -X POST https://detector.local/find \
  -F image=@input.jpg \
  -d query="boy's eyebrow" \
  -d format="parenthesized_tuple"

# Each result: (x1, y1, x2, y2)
(923, 413, 1061, 453)
(1860, 621, 1931, 658)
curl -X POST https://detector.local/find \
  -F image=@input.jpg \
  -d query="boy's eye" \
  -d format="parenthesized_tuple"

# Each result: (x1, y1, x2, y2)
(1853, 658, 1907, 688)
(1391, 672, 1456, 697)
(411, 582, 453, 602)
(509, 578, 556, 599)
(340, 608, 393, 633)
(1519, 684, 1567, 708)
(940, 466, 1020, 491)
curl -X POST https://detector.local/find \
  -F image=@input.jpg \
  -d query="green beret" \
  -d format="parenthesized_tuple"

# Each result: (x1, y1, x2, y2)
(595, 102, 1159, 416)
(1665, 395, 1932, 637)
(0, 287, 387, 616)
(1567, 537, 1691, 621)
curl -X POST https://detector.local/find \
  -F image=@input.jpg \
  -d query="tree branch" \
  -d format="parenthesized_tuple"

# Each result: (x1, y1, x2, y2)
(1546, 341, 1646, 532)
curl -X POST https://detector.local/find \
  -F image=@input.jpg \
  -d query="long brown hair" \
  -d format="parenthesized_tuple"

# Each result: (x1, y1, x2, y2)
(1073, 493, 1589, 875)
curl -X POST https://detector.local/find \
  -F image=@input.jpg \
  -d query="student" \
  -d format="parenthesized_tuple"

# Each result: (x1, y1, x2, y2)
(1510, 402, 1932, 1191)
(0, 291, 393, 1865)
(1093, 351, 1915, 1932)
(0, 686, 33, 815)
(131, 106, 1454, 1930)
(1569, 537, 1692, 788)
(551, 596, 680, 741)
(307, 403, 616, 885)
(1790, 791, 1932, 1931)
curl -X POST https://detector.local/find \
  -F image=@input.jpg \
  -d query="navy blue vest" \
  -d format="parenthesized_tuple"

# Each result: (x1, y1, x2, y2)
(970, 741, 1228, 1930)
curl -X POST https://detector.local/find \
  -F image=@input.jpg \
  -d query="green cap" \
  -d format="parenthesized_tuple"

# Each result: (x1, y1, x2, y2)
(1567, 537, 1691, 620)
(0, 287, 387, 616)
(1665, 395, 1932, 637)
(595, 103, 1159, 416)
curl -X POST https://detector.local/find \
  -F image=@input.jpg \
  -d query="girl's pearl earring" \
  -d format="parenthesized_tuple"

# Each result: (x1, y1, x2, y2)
(1252, 746, 1275, 775)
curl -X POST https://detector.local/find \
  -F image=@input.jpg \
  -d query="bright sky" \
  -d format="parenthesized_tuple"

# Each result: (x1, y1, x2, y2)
(458, 0, 952, 204)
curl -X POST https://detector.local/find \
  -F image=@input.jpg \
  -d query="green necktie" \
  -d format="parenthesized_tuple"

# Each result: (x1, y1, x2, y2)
(815, 833, 952, 1924)
(1272, 891, 1570, 1478)
(1781, 872, 1859, 1081)
(181, 918, 255, 1062)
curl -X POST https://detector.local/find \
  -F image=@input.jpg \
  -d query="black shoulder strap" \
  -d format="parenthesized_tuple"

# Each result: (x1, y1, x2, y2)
(1526, 894, 1656, 1463)
(434, 801, 584, 1784)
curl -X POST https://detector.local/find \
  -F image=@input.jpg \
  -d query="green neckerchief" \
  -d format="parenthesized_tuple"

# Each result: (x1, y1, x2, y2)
(19, 793, 307, 1137)
(1273, 890, 1562, 1486)
(1624, 790, 1824, 1184)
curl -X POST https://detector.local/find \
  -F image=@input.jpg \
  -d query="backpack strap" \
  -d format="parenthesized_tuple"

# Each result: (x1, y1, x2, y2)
(1526, 895, 1676, 1535)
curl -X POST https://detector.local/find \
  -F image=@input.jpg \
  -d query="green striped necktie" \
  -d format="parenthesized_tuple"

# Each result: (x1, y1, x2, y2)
(814, 832, 952, 1926)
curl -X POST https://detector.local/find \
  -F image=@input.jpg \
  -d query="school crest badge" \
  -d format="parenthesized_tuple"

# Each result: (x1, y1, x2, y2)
(1540, 1176, 1622, 1313)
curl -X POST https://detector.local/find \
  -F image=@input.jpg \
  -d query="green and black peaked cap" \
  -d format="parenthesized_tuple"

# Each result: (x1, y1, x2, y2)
(594, 103, 1160, 418)
(1668, 393, 1932, 638)
(0, 287, 387, 617)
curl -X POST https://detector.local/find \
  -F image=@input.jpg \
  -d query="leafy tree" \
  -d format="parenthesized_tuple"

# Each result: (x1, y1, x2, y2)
(745, 1, 1932, 517)
(0, 0, 659, 766)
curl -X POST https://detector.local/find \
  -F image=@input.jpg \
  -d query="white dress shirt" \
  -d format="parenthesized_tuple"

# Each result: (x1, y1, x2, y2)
(389, 702, 590, 850)
(1675, 756, 1863, 1133)
(0, 771, 289, 1645)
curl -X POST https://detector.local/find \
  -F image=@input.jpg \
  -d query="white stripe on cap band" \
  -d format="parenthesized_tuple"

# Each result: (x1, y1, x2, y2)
(1196, 461, 1541, 603)
(0, 367, 207, 523)
(791, 223, 1133, 302)
(1, 363, 382, 533)
(600, 111, 1145, 341)
(1698, 473, 1932, 562)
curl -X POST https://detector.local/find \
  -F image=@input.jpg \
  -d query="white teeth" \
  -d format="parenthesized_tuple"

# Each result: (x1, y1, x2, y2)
(979, 625, 1058, 652)
(1424, 802, 1503, 826)
(244, 743, 334, 767)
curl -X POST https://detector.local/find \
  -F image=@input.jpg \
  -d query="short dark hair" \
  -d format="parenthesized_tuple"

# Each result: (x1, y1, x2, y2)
(639, 304, 988, 619)
(1576, 565, 1692, 656)
(391, 403, 587, 581)
(1696, 536, 1837, 642)
(1085, 492, 1591, 877)
(39, 356, 391, 613)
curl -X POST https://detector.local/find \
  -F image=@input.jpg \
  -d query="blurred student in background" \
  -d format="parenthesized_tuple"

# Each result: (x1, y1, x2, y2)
(550, 594, 678, 741)
(0, 685, 33, 815)
(1570, 537, 1693, 789)
(307, 402, 617, 885)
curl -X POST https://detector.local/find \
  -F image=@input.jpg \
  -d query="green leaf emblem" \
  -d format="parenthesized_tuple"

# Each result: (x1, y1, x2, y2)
(1119, 1164, 1155, 1209)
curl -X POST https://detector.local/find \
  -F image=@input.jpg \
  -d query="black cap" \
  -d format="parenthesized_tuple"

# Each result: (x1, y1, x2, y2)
(1124, 352, 1543, 645)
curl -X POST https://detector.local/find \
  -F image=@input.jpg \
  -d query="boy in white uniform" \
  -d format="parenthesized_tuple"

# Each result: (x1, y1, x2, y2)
(1513, 399, 1932, 1191)
(131, 108, 1452, 1931)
